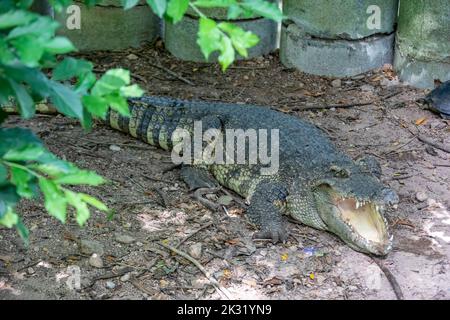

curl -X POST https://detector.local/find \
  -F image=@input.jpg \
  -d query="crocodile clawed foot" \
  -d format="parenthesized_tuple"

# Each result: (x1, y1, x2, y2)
(193, 187, 222, 211)
(253, 227, 288, 244)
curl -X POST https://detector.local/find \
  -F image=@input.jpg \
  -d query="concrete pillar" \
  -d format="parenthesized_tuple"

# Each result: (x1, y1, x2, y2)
(54, 0, 160, 51)
(281, 0, 398, 77)
(164, 1, 279, 62)
(394, 0, 450, 88)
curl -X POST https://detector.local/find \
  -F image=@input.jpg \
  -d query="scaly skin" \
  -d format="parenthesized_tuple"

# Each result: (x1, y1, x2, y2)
(105, 96, 398, 256)
(4, 96, 398, 255)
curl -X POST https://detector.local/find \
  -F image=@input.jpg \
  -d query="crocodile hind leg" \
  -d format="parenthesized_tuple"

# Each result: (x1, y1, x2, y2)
(181, 165, 222, 211)
(247, 181, 289, 243)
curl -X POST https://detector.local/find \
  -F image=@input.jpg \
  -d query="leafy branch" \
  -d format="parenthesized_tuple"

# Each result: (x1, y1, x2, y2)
(0, 0, 282, 242)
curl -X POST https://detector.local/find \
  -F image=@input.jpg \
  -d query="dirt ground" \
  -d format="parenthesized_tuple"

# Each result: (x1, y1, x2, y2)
(1, 41, 449, 300)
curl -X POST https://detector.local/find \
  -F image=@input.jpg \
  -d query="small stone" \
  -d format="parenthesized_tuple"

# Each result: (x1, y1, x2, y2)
(361, 84, 374, 92)
(106, 281, 116, 289)
(428, 120, 447, 131)
(331, 79, 341, 88)
(115, 233, 135, 244)
(80, 240, 104, 256)
(120, 274, 130, 282)
(126, 53, 138, 60)
(33, 246, 39, 252)
(188, 243, 202, 259)
(416, 191, 428, 202)
(27, 267, 35, 275)
(109, 145, 121, 151)
(316, 275, 325, 285)
(191, 278, 208, 289)
(89, 254, 103, 268)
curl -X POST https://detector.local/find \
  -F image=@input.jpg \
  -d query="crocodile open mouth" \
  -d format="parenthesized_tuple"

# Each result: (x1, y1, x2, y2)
(314, 184, 392, 255)
(332, 197, 388, 245)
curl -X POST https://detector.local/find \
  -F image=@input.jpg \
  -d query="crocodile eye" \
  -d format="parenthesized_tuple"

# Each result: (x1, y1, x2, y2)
(330, 165, 350, 178)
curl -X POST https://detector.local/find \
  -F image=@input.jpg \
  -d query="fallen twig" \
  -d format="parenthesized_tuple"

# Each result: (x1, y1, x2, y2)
(158, 242, 232, 300)
(142, 173, 174, 185)
(138, 55, 194, 86)
(434, 163, 450, 168)
(417, 135, 450, 154)
(391, 174, 413, 181)
(300, 101, 374, 111)
(370, 256, 404, 300)
(175, 222, 214, 249)
(83, 266, 133, 290)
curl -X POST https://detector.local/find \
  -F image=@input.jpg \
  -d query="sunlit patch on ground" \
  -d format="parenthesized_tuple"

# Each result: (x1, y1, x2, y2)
(424, 199, 450, 245)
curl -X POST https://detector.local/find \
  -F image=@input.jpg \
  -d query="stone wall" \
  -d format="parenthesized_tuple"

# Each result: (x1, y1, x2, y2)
(394, 0, 450, 88)
(280, 0, 399, 77)
(54, 0, 160, 51)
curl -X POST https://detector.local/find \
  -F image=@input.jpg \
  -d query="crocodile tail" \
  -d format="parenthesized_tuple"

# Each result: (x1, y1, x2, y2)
(106, 98, 192, 151)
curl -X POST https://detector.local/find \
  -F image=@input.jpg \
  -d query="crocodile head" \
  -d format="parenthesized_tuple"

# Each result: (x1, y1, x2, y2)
(288, 164, 398, 256)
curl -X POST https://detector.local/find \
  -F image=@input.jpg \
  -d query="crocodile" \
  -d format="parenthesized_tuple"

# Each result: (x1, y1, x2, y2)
(3, 96, 398, 255)
(100, 96, 398, 256)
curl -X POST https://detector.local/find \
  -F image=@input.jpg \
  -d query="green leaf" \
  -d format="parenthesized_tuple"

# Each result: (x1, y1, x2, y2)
(52, 57, 93, 81)
(10, 35, 44, 67)
(3, 145, 45, 162)
(54, 170, 105, 186)
(0, 164, 7, 185)
(218, 35, 234, 71)
(75, 71, 96, 95)
(119, 84, 145, 97)
(7, 16, 59, 40)
(146, 0, 167, 17)
(122, 0, 140, 10)
(241, 0, 283, 22)
(227, 4, 242, 19)
(65, 190, 90, 226)
(0, 127, 42, 158)
(16, 218, 29, 245)
(0, 10, 35, 29)
(0, 110, 8, 124)
(193, 0, 236, 8)
(48, 81, 84, 120)
(0, 200, 6, 219)
(0, 184, 20, 208)
(6, 79, 35, 119)
(82, 95, 109, 119)
(0, 206, 19, 228)
(0, 38, 16, 64)
(2, 65, 52, 97)
(44, 36, 76, 54)
(38, 178, 67, 223)
(218, 22, 259, 57)
(79, 193, 108, 212)
(0, 109, 7, 124)
(104, 94, 130, 117)
(166, 0, 189, 23)
(91, 69, 130, 96)
(10, 166, 35, 198)
(197, 17, 221, 60)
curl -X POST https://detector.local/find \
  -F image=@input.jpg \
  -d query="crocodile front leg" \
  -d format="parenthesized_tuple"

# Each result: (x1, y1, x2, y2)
(247, 181, 288, 243)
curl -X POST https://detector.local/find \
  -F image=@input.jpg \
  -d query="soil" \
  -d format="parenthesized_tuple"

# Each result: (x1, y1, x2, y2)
(1, 41, 449, 300)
